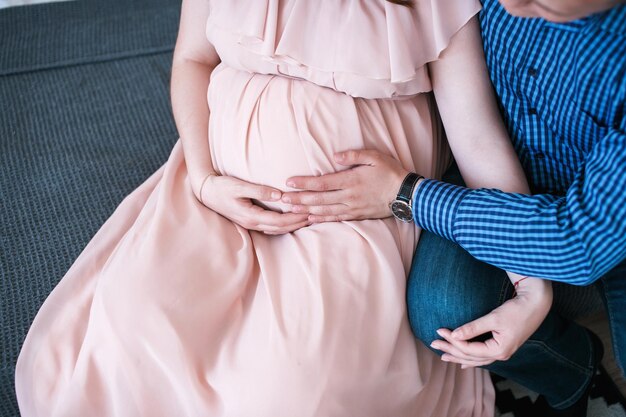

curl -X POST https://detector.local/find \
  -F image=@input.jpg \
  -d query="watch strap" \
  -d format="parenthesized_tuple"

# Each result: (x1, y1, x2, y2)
(396, 172, 422, 204)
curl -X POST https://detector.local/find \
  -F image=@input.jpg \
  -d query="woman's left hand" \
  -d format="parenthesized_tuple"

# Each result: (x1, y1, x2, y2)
(430, 276, 553, 368)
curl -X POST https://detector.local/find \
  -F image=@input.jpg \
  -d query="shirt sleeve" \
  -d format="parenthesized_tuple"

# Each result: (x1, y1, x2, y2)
(412, 126, 626, 285)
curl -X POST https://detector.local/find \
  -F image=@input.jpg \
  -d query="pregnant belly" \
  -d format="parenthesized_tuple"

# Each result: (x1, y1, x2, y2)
(207, 64, 443, 212)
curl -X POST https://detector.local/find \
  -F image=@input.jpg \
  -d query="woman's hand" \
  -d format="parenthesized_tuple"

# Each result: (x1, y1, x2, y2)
(430, 276, 553, 368)
(198, 174, 311, 234)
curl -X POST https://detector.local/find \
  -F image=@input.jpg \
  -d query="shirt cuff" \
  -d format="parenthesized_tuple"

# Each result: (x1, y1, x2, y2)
(412, 179, 472, 241)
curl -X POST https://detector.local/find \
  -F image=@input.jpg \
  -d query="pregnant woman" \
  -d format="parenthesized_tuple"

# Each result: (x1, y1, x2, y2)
(16, 0, 549, 415)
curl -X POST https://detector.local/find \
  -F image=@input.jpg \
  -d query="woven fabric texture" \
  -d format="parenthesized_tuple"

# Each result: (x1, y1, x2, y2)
(0, 1, 180, 415)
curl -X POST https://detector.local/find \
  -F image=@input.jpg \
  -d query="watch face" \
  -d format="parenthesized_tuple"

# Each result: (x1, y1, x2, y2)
(391, 200, 413, 222)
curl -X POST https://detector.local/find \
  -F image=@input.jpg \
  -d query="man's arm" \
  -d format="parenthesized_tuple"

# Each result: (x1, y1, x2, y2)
(415, 125, 626, 285)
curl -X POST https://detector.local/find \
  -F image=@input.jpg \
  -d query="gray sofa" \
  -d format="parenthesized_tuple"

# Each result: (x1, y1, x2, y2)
(1, 1, 180, 415)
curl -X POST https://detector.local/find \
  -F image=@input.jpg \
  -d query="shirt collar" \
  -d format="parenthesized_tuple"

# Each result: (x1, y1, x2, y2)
(550, 5, 626, 35)
(541, 13, 598, 32)
(531, 4, 625, 34)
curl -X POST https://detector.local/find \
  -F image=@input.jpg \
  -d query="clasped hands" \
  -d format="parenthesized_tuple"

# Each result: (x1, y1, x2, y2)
(198, 148, 553, 368)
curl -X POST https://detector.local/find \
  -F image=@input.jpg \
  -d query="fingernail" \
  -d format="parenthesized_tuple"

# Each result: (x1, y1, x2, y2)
(436, 329, 444, 337)
(271, 192, 281, 200)
(292, 205, 302, 213)
(282, 196, 291, 203)
(461, 365, 468, 370)
(441, 356, 450, 362)
(334, 153, 344, 161)
(287, 181, 296, 188)
(430, 342, 439, 349)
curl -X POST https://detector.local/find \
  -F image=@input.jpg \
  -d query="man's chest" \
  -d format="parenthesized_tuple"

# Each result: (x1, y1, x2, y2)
(481, 0, 625, 156)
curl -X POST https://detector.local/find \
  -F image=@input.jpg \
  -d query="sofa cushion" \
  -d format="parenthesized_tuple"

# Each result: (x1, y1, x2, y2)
(0, 1, 180, 415)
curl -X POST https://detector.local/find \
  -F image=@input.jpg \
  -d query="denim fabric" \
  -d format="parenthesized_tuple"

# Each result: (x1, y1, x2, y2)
(600, 262, 626, 375)
(406, 164, 622, 409)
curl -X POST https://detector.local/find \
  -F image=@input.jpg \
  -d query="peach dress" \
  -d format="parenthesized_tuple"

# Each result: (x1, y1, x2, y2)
(16, 1, 495, 416)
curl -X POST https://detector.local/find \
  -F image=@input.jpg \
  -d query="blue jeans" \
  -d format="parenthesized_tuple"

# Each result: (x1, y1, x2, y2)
(406, 166, 626, 409)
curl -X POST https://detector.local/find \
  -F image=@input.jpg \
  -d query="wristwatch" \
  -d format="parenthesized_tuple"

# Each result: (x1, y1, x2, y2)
(390, 172, 423, 223)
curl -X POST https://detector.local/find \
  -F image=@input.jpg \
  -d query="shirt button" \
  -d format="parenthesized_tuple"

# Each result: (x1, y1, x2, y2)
(529, 108, 537, 115)
(535, 152, 545, 159)
(528, 67, 538, 77)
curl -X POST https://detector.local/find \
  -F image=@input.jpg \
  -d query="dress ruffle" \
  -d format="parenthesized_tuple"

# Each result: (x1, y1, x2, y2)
(206, 0, 481, 99)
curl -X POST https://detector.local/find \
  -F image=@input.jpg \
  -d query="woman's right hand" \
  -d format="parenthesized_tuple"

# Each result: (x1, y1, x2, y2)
(198, 174, 311, 234)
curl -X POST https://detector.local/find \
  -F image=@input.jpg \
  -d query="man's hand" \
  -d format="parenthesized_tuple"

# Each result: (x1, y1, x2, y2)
(281, 149, 409, 222)
(430, 277, 553, 368)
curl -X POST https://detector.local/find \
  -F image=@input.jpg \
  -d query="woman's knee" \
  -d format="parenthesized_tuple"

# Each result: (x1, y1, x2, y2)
(406, 271, 476, 346)
(406, 232, 509, 345)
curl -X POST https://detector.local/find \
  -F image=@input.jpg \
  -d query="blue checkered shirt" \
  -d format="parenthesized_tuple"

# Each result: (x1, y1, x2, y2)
(413, 0, 626, 285)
